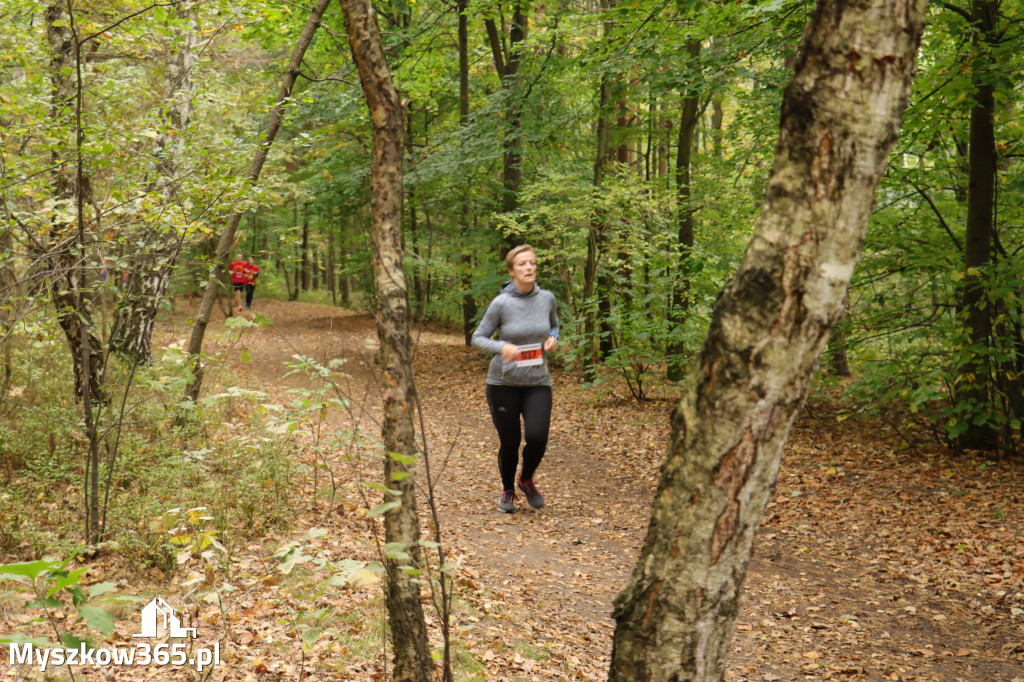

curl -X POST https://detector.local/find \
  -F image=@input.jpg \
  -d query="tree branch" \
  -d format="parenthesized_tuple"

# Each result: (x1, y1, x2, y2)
(78, 0, 189, 46)
(484, 18, 506, 78)
(905, 175, 963, 252)
(942, 1, 973, 23)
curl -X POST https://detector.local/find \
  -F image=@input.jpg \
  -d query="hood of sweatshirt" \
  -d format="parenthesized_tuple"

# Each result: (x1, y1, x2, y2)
(500, 280, 539, 297)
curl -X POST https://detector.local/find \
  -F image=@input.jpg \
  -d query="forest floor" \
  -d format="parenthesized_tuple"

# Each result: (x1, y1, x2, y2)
(5, 298, 1024, 682)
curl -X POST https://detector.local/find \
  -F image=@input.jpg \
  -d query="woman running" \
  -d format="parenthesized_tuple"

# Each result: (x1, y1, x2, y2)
(472, 244, 559, 513)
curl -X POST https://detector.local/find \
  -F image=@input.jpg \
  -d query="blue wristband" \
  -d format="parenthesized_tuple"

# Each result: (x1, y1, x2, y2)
(549, 329, 559, 340)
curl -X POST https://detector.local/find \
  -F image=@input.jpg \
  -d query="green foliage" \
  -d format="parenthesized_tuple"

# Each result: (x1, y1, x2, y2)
(839, 2, 1024, 452)
(0, 552, 136, 647)
(0, 310, 300, 566)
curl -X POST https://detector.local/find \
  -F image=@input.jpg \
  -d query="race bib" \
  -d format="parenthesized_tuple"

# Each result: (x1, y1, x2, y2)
(514, 343, 544, 367)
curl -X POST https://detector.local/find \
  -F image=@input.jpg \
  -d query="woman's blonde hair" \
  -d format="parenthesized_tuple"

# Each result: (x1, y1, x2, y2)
(505, 244, 536, 272)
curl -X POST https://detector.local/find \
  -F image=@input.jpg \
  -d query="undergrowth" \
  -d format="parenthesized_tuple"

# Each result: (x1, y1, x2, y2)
(0, 311, 297, 570)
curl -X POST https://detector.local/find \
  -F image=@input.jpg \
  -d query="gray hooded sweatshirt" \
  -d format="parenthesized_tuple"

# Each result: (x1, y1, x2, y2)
(471, 281, 559, 386)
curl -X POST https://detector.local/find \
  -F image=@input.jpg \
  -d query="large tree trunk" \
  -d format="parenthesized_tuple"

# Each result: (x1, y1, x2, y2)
(338, 0, 433, 679)
(109, 4, 197, 365)
(955, 0, 1000, 451)
(184, 0, 330, 404)
(609, 1, 925, 680)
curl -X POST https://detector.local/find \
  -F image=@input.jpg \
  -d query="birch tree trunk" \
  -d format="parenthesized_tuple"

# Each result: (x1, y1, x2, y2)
(184, 0, 330, 403)
(609, 1, 926, 679)
(338, 0, 433, 679)
(110, 4, 197, 364)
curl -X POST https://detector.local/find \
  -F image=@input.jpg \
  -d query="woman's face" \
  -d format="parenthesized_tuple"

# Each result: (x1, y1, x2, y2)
(508, 250, 537, 292)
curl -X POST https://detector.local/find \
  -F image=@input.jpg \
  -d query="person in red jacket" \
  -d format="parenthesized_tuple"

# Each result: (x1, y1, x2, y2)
(244, 256, 260, 310)
(229, 253, 247, 314)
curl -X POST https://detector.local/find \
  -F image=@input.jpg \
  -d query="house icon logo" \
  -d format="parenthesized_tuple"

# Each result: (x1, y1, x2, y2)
(133, 597, 196, 639)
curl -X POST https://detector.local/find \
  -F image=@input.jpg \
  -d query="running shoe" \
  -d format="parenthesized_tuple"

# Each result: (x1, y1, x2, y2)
(498, 490, 516, 513)
(517, 476, 545, 509)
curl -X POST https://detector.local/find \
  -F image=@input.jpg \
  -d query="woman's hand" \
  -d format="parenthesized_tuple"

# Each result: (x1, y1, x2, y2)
(544, 336, 558, 352)
(501, 343, 520, 362)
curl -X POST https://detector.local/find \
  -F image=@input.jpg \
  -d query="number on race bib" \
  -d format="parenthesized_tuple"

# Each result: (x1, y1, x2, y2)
(515, 343, 543, 367)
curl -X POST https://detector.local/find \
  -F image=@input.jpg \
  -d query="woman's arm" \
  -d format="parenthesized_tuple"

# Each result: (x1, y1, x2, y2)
(471, 297, 507, 355)
(544, 292, 560, 352)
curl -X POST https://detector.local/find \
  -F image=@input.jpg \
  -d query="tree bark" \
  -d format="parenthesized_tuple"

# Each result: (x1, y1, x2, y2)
(328, 212, 337, 304)
(184, 0, 330, 404)
(45, 0, 105, 404)
(0, 228, 14, 393)
(955, 0, 1000, 451)
(582, 0, 615, 383)
(301, 205, 310, 291)
(485, 2, 528, 217)
(338, 0, 433, 679)
(609, 1, 925, 679)
(711, 99, 724, 159)
(458, 0, 477, 345)
(666, 39, 702, 382)
(312, 247, 320, 290)
(406, 108, 425, 320)
(109, 4, 197, 365)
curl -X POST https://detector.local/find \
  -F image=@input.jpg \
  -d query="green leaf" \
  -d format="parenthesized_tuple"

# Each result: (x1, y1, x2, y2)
(368, 500, 401, 517)
(348, 568, 382, 589)
(26, 597, 62, 609)
(48, 567, 89, 598)
(384, 543, 411, 561)
(279, 549, 311, 575)
(240, 348, 251, 363)
(252, 312, 273, 327)
(61, 632, 89, 650)
(88, 582, 118, 599)
(78, 606, 116, 636)
(0, 632, 57, 646)
(301, 627, 322, 652)
(0, 558, 60, 581)
(224, 316, 257, 330)
(386, 451, 418, 467)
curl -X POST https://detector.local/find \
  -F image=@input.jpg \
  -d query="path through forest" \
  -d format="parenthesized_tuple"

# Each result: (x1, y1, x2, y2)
(157, 298, 1024, 682)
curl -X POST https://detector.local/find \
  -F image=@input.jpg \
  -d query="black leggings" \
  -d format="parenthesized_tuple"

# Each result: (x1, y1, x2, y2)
(485, 384, 552, 492)
(244, 284, 255, 307)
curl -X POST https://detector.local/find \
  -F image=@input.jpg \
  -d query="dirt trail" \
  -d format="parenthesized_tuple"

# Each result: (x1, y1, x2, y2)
(214, 298, 1023, 682)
